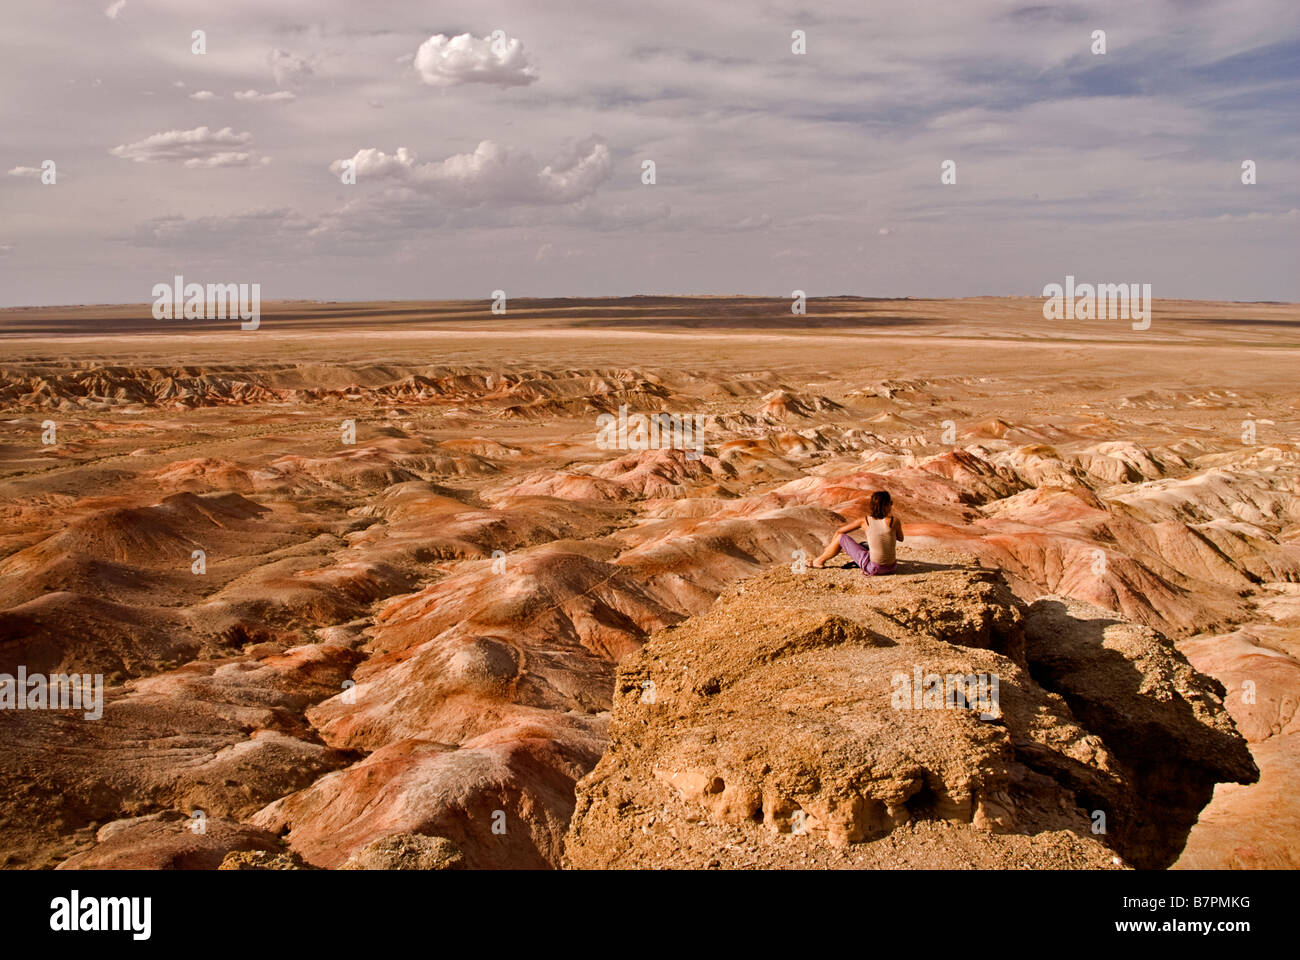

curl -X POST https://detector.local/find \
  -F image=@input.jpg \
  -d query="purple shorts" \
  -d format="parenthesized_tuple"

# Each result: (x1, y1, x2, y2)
(840, 534, 897, 576)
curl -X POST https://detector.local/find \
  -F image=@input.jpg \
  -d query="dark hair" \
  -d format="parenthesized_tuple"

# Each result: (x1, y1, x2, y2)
(868, 490, 892, 519)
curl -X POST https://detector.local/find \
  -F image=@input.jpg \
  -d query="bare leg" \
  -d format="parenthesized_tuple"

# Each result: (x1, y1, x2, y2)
(813, 533, 843, 568)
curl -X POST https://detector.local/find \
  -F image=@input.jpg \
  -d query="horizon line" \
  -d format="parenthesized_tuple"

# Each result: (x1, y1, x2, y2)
(2, 293, 1296, 311)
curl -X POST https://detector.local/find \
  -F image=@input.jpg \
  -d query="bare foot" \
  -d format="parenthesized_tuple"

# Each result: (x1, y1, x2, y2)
(812, 557, 825, 568)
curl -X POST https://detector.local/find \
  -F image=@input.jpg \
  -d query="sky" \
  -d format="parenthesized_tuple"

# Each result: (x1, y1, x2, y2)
(1, 0, 1297, 306)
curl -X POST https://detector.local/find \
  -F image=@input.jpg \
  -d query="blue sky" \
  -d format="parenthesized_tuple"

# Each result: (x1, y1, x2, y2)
(1, 0, 1296, 306)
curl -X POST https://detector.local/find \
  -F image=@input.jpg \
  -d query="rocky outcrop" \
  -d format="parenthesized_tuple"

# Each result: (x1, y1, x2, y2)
(219, 848, 315, 870)
(339, 832, 465, 870)
(563, 557, 1257, 869)
(55, 812, 285, 870)
(1022, 598, 1257, 867)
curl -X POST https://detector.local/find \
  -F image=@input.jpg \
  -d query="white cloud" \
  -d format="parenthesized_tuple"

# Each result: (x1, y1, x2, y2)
(189, 90, 220, 101)
(7, 166, 42, 177)
(268, 49, 312, 88)
(332, 146, 417, 180)
(413, 33, 539, 88)
(329, 138, 610, 205)
(104, 0, 126, 20)
(0, 243, 12, 256)
(233, 89, 295, 103)
(109, 126, 257, 168)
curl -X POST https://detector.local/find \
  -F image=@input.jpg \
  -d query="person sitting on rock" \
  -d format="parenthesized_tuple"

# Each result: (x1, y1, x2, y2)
(811, 489, 901, 575)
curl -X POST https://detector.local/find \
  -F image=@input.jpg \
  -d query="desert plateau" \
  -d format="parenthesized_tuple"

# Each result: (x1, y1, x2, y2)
(0, 295, 1295, 871)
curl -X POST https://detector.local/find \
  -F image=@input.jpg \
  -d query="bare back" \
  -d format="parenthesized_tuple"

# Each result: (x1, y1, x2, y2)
(864, 516, 897, 566)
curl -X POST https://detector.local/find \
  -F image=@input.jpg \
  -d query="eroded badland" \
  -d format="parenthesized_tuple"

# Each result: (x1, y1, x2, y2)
(0, 296, 1296, 870)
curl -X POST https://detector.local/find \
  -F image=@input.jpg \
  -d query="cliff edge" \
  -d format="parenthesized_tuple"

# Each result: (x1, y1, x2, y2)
(563, 552, 1257, 869)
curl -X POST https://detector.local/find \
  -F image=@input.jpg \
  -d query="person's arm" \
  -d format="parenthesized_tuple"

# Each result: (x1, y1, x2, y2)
(893, 515, 904, 541)
(833, 517, 863, 536)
